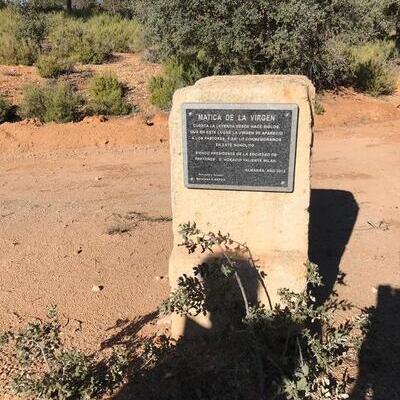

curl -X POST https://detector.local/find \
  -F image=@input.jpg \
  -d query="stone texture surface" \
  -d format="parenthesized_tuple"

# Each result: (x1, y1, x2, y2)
(169, 75, 315, 337)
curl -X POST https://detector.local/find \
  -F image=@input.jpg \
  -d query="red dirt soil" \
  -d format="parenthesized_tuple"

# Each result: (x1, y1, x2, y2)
(0, 59, 399, 397)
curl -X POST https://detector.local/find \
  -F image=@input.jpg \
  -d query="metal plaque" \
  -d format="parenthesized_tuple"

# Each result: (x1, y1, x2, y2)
(182, 103, 299, 192)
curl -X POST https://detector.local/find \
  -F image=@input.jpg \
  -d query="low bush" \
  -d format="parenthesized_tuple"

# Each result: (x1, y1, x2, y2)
(143, 0, 398, 95)
(44, 14, 112, 65)
(44, 12, 144, 65)
(20, 83, 83, 123)
(84, 14, 145, 53)
(88, 73, 131, 115)
(0, 8, 145, 66)
(0, 306, 128, 399)
(149, 59, 201, 110)
(351, 41, 397, 96)
(153, 223, 371, 400)
(0, 7, 43, 65)
(36, 52, 74, 78)
(0, 94, 12, 123)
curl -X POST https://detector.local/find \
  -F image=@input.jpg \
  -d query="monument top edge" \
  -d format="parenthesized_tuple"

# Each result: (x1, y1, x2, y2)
(194, 74, 314, 88)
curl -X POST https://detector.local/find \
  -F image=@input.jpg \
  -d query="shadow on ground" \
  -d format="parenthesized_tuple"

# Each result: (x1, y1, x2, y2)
(309, 189, 359, 304)
(350, 286, 400, 400)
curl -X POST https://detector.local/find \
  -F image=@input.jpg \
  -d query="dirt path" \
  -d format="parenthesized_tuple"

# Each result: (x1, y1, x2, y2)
(0, 145, 171, 350)
(0, 88, 399, 356)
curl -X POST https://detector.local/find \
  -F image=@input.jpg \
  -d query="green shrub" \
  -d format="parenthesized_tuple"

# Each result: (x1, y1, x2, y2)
(0, 7, 43, 65)
(1, 306, 128, 399)
(144, 223, 371, 400)
(88, 73, 131, 115)
(351, 41, 397, 96)
(36, 52, 74, 78)
(44, 13, 82, 60)
(76, 33, 113, 64)
(143, 0, 396, 89)
(44, 12, 144, 65)
(149, 59, 201, 110)
(20, 83, 83, 123)
(84, 14, 145, 53)
(0, 8, 145, 67)
(0, 94, 12, 123)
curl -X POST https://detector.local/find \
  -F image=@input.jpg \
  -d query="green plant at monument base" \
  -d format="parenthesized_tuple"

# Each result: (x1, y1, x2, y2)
(156, 222, 371, 400)
(0, 305, 128, 399)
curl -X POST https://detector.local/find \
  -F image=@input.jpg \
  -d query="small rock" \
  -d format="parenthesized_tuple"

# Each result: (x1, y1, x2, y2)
(76, 248, 83, 254)
(155, 275, 165, 281)
(371, 287, 378, 294)
(91, 285, 104, 292)
(95, 176, 102, 181)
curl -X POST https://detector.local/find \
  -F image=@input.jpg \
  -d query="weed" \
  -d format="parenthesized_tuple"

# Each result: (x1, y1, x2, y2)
(36, 52, 74, 78)
(149, 59, 201, 110)
(351, 41, 397, 96)
(157, 222, 370, 400)
(88, 73, 131, 115)
(314, 97, 325, 115)
(20, 83, 83, 123)
(1, 306, 128, 399)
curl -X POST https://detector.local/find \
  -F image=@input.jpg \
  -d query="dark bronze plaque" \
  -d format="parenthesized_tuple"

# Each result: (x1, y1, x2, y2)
(182, 103, 299, 192)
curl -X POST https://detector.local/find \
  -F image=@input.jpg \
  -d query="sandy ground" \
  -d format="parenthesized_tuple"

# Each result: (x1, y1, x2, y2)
(0, 61, 400, 397)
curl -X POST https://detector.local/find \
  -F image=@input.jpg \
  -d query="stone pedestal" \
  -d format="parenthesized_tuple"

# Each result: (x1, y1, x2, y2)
(168, 75, 315, 337)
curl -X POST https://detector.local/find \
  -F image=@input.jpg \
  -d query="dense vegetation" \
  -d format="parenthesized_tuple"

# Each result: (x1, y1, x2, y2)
(17, 73, 132, 122)
(0, 7, 145, 68)
(88, 72, 132, 115)
(143, 0, 399, 106)
(0, 0, 398, 118)
(19, 83, 84, 123)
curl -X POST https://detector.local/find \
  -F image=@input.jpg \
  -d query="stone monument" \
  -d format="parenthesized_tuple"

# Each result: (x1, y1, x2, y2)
(169, 75, 315, 337)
